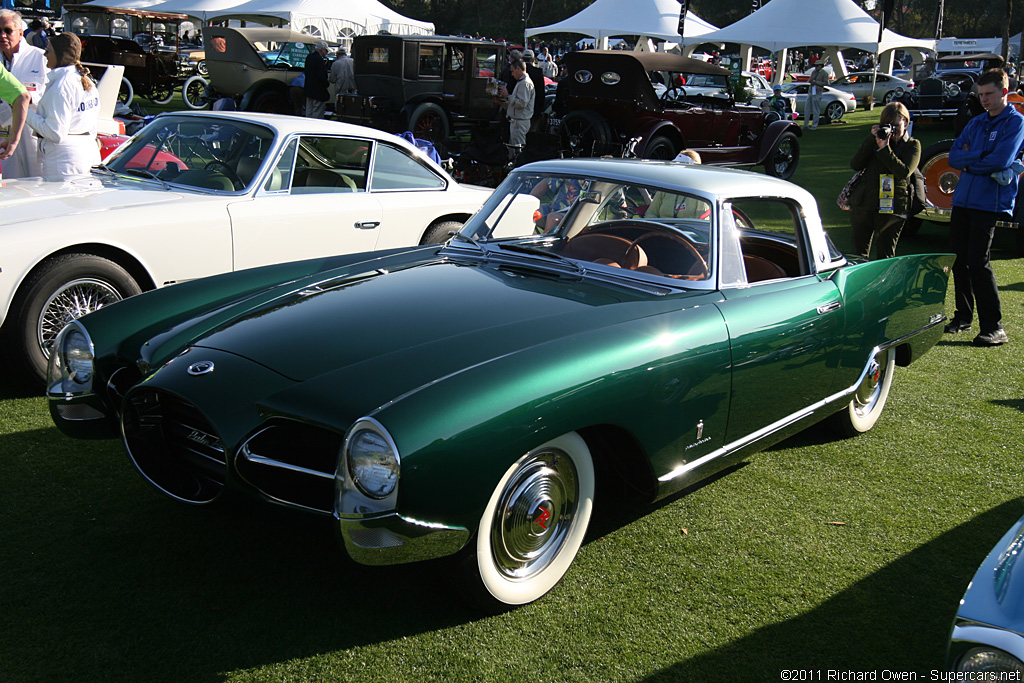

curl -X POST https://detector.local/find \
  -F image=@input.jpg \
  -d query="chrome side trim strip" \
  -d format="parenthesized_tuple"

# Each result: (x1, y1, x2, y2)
(241, 449, 337, 480)
(658, 345, 885, 483)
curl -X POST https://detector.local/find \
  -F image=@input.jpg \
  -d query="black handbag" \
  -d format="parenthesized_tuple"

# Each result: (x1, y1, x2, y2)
(836, 170, 865, 211)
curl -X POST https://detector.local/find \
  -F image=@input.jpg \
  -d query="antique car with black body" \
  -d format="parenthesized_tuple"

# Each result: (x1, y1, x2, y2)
(48, 159, 952, 609)
(552, 51, 801, 179)
(896, 53, 1008, 121)
(337, 34, 507, 152)
(202, 27, 319, 114)
(64, 4, 195, 106)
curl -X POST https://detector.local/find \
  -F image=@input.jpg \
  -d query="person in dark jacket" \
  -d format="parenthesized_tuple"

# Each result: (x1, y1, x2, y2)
(303, 41, 330, 119)
(944, 68, 1024, 346)
(848, 102, 921, 260)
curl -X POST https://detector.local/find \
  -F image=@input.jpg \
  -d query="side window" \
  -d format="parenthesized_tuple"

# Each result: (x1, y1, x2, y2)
(419, 44, 443, 77)
(725, 199, 806, 286)
(290, 136, 370, 194)
(447, 45, 465, 73)
(371, 144, 445, 190)
(265, 138, 297, 192)
(476, 48, 498, 78)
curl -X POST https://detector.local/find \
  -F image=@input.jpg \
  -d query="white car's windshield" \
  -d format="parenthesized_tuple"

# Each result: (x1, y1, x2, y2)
(103, 115, 276, 192)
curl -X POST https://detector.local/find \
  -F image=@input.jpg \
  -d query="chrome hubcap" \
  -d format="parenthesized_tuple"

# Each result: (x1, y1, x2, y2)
(852, 354, 885, 418)
(37, 278, 122, 358)
(491, 450, 579, 580)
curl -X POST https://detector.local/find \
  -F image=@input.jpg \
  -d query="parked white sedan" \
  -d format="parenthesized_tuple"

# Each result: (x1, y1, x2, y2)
(0, 112, 491, 382)
(780, 82, 858, 121)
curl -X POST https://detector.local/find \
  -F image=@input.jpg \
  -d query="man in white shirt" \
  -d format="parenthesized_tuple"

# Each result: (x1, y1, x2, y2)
(806, 62, 830, 130)
(329, 47, 356, 96)
(498, 58, 533, 159)
(0, 9, 47, 177)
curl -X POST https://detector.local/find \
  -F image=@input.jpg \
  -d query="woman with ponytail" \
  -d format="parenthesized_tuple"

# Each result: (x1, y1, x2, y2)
(26, 32, 100, 176)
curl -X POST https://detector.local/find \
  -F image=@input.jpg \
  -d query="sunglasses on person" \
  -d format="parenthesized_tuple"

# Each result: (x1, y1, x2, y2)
(0, 27, 19, 35)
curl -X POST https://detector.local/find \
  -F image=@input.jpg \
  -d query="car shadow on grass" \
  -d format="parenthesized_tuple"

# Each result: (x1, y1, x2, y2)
(637, 497, 1024, 681)
(0, 426, 481, 683)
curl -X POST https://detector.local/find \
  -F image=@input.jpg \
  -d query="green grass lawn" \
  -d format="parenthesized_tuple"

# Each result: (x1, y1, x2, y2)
(1, 108, 1023, 683)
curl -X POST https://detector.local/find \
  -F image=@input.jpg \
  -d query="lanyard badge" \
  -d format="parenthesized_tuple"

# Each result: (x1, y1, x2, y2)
(879, 174, 894, 214)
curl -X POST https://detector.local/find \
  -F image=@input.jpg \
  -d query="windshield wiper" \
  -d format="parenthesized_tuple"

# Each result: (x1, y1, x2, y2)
(497, 242, 584, 275)
(120, 167, 171, 190)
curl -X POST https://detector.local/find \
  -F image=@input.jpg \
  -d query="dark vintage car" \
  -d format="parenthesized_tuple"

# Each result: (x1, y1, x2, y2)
(48, 159, 952, 610)
(896, 53, 1008, 121)
(947, 513, 1024, 674)
(337, 34, 507, 152)
(552, 51, 801, 179)
(64, 4, 193, 106)
(202, 27, 319, 114)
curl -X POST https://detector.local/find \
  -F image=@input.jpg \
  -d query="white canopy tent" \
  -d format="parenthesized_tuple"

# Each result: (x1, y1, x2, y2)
(690, 0, 935, 83)
(114, 0, 434, 40)
(526, 0, 717, 49)
(199, 0, 433, 39)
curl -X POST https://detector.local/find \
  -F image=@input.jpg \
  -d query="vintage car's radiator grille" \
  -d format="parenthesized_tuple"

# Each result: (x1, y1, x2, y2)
(236, 421, 343, 515)
(122, 389, 226, 505)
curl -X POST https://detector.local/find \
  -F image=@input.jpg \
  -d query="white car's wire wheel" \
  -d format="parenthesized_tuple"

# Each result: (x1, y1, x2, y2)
(833, 347, 896, 436)
(472, 432, 595, 609)
(14, 254, 142, 383)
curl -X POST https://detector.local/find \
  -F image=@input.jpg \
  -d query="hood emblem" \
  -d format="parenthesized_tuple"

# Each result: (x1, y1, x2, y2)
(187, 360, 215, 376)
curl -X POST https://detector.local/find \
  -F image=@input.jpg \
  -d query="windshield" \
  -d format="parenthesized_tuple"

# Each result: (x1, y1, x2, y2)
(103, 115, 276, 192)
(457, 171, 715, 284)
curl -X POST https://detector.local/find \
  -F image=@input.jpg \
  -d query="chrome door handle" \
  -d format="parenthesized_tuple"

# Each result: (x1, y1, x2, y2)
(354, 221, 380, 230)
(817, 301, 842, 314)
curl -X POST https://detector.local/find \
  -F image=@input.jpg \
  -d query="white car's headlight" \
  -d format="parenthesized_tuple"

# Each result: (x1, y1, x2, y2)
(957, 646, 1024, 673)
(47, 322, 95, 396)
(345, 419, 400, 499)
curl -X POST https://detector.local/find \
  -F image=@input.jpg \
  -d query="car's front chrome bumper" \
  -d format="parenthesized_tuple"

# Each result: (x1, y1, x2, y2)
(337, 512, 470, 565)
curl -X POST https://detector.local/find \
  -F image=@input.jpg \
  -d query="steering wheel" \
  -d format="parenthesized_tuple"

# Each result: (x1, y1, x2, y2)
(563, 232, 647, 270)
(661, 86, 686, 103)
(204, 161, 243, 189)
(626, 223, 709, 280)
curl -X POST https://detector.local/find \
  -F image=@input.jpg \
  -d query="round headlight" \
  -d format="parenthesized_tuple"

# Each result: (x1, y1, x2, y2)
(346, 425, 399, 499)
(64, 328, 94, 385)
(958, 646, 1024, 673)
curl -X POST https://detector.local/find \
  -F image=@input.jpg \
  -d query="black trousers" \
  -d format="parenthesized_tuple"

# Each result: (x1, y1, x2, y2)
(949, 206, 1003, 332)
(849, 207, 905, 260)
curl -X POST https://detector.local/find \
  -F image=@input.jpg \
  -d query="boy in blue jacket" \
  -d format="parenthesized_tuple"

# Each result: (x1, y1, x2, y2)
(946, 69, 1024, 346)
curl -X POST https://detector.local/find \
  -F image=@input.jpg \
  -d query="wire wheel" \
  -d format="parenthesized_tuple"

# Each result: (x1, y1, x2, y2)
(37, 278, 122, 359)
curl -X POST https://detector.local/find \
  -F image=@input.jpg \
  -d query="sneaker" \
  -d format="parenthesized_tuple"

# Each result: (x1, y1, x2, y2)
(944, 319, 971, 334)
(973, 328, 1008, 346)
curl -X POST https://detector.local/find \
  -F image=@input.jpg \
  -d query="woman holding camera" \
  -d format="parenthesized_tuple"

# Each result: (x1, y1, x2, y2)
(848, 102, 921, 260)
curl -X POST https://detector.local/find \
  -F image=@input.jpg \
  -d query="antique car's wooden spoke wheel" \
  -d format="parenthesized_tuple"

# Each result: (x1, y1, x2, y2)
(643, 135, 677, 160)
(118, 77, 134, 106)
(182, 75, 210, 110)
(920, 140, 956, 211)
(765, 131, 799, 180)
(469, 432, 594, 610)
(559, 111, 612, 157)
(408, 103, 449, 152)
(14, 254, 141, 383)
(832, 347, 895, 436)
(149, 82, 175, 105)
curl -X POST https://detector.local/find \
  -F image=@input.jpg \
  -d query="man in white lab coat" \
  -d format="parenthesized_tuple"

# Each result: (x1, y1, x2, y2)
(0, 9, 47, 177)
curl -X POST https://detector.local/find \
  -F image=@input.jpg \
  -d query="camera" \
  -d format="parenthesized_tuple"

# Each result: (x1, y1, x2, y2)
(876, 123, 894, 139)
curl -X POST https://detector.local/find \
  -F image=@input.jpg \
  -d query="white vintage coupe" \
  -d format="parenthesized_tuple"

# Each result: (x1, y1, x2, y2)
(0, 112, 491, 382)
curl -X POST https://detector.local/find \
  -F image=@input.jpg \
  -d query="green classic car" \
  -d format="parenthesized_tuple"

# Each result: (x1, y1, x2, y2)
(47, 159, 953, 610)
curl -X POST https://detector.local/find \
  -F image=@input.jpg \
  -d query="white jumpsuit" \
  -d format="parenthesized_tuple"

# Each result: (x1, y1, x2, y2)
(26, 64, 100, 177)
(0, 42, 47, 178)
